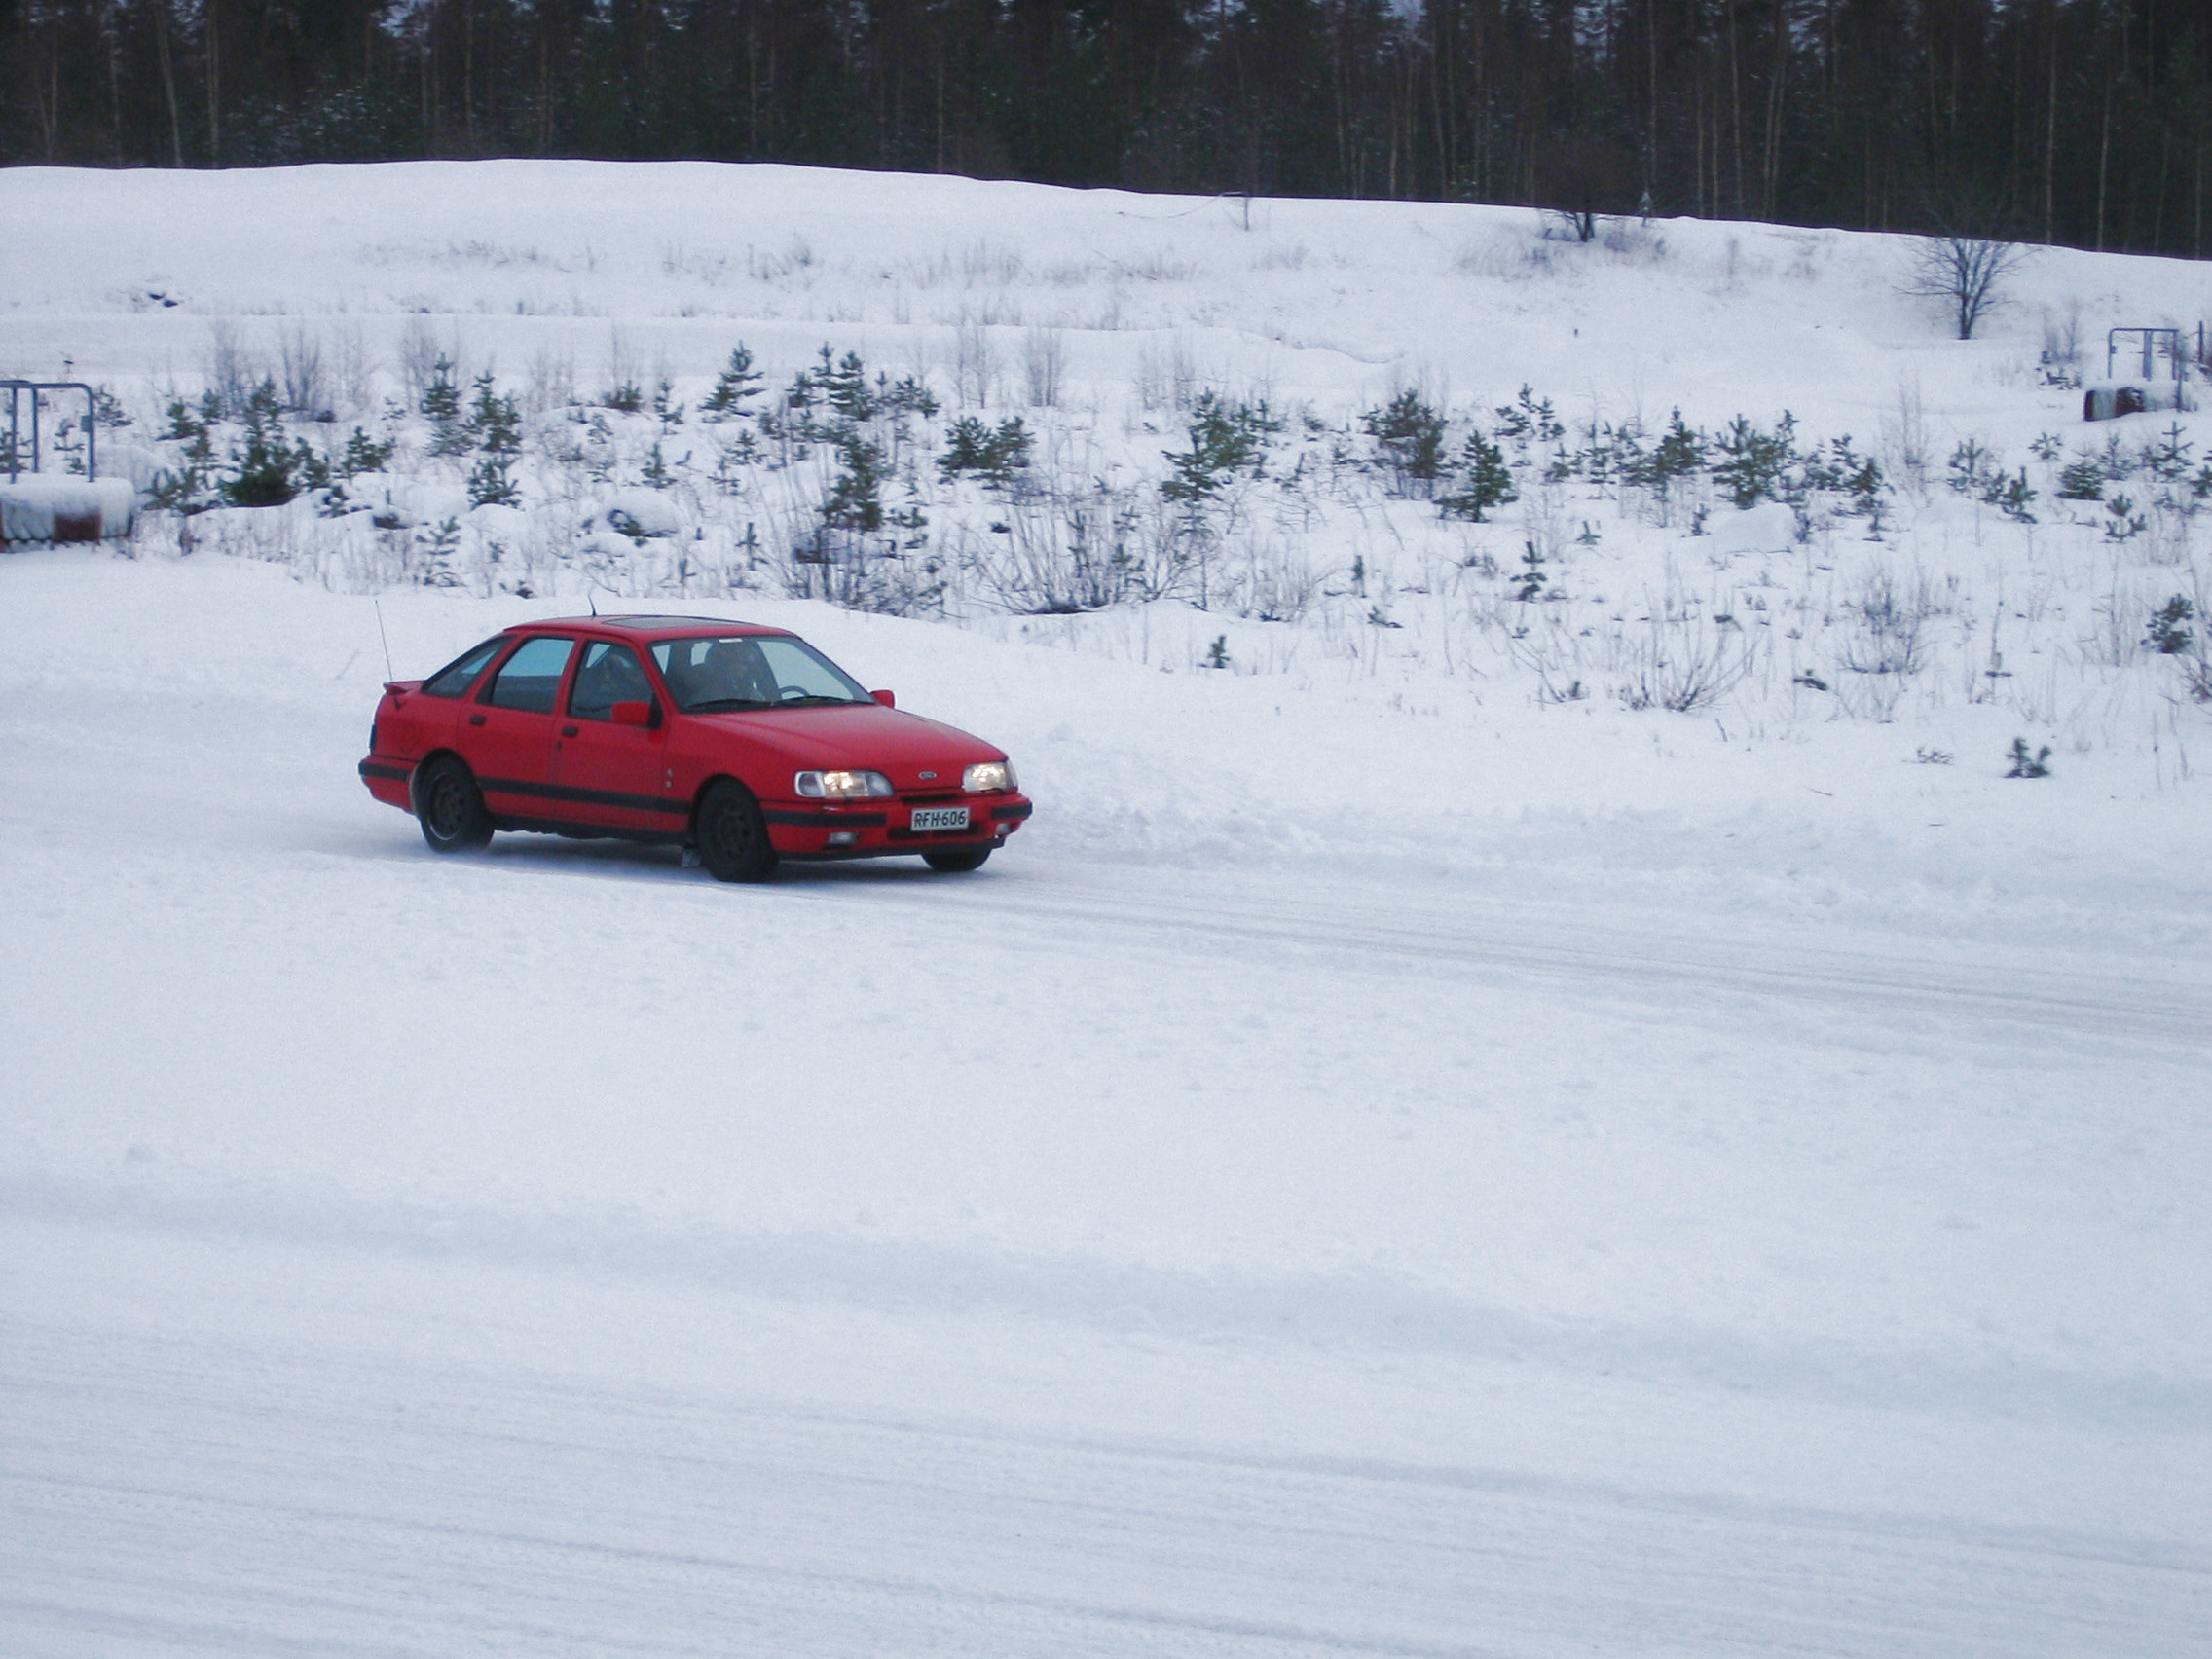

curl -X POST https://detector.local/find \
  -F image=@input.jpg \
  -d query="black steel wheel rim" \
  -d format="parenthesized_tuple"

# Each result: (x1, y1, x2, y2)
(424, 768, 467, 838)
(705, 796, 754, 862)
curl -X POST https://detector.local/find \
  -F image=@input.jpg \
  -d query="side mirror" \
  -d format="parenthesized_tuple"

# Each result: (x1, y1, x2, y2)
(610, 700, 653, 727)
(871, 688, 896, 708)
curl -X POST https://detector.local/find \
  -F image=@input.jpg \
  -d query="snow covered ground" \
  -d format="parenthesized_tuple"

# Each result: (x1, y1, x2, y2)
(4, 162, 2211, 1653)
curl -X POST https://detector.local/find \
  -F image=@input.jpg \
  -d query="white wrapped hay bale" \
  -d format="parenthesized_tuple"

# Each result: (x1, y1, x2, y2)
(0, 476, 136, 544)
(2083, 380, 2194, 422)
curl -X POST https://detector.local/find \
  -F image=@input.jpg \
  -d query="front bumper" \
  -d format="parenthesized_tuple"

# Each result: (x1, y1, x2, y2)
(764, 793, 1032, 861)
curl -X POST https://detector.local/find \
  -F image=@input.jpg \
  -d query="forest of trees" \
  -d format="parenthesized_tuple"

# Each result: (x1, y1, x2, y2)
(4, 1, 2208, 260)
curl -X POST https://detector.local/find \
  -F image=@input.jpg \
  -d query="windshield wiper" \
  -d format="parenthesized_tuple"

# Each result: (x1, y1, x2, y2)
(773, 694, 866, 707)
(683, 696, 774, 713)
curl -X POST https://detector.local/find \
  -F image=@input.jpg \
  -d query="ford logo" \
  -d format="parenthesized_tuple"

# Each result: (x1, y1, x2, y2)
(918, 770, 937, 780)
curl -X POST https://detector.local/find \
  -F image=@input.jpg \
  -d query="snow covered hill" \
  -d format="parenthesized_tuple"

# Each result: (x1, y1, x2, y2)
(3, 163, 2210, 1655)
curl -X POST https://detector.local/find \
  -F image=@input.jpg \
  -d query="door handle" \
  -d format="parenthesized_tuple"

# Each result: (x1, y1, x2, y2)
(561, 725, 579, 737)
(468, 714, 486, 726)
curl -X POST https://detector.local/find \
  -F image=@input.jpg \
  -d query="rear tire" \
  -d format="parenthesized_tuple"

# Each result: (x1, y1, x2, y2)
(696, 781, 778, 882)
(413, 756, 493, 854)
(923, 847, 992, 873)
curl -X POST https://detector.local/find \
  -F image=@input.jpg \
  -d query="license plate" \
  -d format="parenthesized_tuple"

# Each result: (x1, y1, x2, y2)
(909, 805, 971, 831)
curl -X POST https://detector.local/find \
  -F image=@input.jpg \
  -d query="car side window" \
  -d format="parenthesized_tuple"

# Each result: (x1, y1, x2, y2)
(421, 637, 504, 699)
(569, 642, 651, 721)
(484, 636, 575, 714)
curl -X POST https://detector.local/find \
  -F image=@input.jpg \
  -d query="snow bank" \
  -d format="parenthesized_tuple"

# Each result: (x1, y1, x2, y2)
(592, 489, 682, 539)
(0, 475, 135, 544)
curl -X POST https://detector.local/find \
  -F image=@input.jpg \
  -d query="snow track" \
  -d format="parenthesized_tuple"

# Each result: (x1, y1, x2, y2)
(867, 870, 2212, 1048)
(5, 1223, 2205, 1659)
(4, 556, 2209, 1654)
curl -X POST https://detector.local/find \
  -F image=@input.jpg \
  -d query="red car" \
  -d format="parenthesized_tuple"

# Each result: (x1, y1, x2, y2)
(358, 615, 1031, 880)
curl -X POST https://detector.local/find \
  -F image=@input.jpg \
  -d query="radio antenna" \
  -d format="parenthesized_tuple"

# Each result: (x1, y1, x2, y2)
(373, 599, 395, 682)
(589, 589, 599, 615)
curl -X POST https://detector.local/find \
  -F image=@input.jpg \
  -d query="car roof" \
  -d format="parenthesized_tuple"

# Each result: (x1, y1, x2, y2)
(507, 615, 793, 641)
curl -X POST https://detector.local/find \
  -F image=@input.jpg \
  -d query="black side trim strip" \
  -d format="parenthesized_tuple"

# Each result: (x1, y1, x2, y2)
(479, 775, 690, 817)
(358, 760, 410, 783)
(492, 814, 686, 846)
(763, 808, 890, 828)
(990, 800, 1034, 822)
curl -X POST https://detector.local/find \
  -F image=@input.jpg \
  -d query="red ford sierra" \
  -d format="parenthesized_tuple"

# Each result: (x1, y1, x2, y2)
(358, 615, 1031, 880)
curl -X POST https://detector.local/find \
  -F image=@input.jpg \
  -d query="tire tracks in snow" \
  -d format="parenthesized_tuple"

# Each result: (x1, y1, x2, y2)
(857, 866, 2212, 1047)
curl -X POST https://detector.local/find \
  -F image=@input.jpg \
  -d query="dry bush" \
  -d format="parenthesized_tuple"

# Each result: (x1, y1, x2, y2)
(277, 323, 326, 415)
(1021, 328, 1067, 408)
(1611, 606, 1759, 713)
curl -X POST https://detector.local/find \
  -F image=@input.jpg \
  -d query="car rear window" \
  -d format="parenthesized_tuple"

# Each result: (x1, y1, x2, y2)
(485, 636, 575, 714)
(421, 636, 504, 699)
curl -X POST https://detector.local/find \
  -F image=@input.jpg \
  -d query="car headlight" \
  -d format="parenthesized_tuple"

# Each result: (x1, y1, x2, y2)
(794, 769, 894, 799)
(962, 760, 1015, 793)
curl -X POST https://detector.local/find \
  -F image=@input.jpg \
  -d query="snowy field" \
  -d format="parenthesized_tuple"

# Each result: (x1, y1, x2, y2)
(4, 162, 2212, 1654)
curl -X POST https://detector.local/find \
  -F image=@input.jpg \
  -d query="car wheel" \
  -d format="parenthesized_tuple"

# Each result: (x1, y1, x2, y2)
(923, 847, 992, 873)
(413, 755, 493, 853)
(696, 780, 778, 882)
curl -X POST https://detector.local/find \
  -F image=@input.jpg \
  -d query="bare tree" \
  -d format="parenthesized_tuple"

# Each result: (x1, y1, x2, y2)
(1902, 235, 2032, 340)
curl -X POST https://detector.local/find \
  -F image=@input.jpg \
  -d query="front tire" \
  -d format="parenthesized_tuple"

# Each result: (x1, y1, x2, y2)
(413, 756, 492, 854)
(696, 780, 778, 882)
(923, 846, 992, 873)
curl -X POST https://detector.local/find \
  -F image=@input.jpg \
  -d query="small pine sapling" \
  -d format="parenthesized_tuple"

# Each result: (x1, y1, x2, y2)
(1204, 635, 1231, 669)
(163, 399, 208, 441)
(342, 427, 394, 476)
(2142, 422, 2194, 482)
(467, 374, 521, 455)
(821, 431, 886, 533)
(2103, 494, 2148, 542)
(1161, 392, 1277, 503)
(700, 346, 764, 421)
(222, 381, 313, 507)
(1513, 541, 1547, 602)
(1360, 390, 1447, 495)
(652, 379, 685, 429)
(467, 454, 521, 506)
(820, 349, 875, 422)
(1982, 467, 2037, 523)
(2147, 595, 2194, 654)
(1945, 437, 1995, 495)
(1438, 430, 1516, 521)
(938, 416, 1032, 490)
(418, 517, 465, 586)
(2056, 459, 2105, 500)
(2005, 738, 2053, 778)
(421, 356, 462, 423)
(1492, 386, 1565, 448)
(877, 373, 940, 418)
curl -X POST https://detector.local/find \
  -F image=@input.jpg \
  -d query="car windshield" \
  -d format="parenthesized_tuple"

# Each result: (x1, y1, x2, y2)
(651, 635, 872, 714)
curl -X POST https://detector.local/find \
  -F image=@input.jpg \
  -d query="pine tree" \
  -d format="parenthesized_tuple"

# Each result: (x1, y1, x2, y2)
(1361, 391, 1448, 496)
(1439, 430, 1517, 521)
(702, 346, 764, 421)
